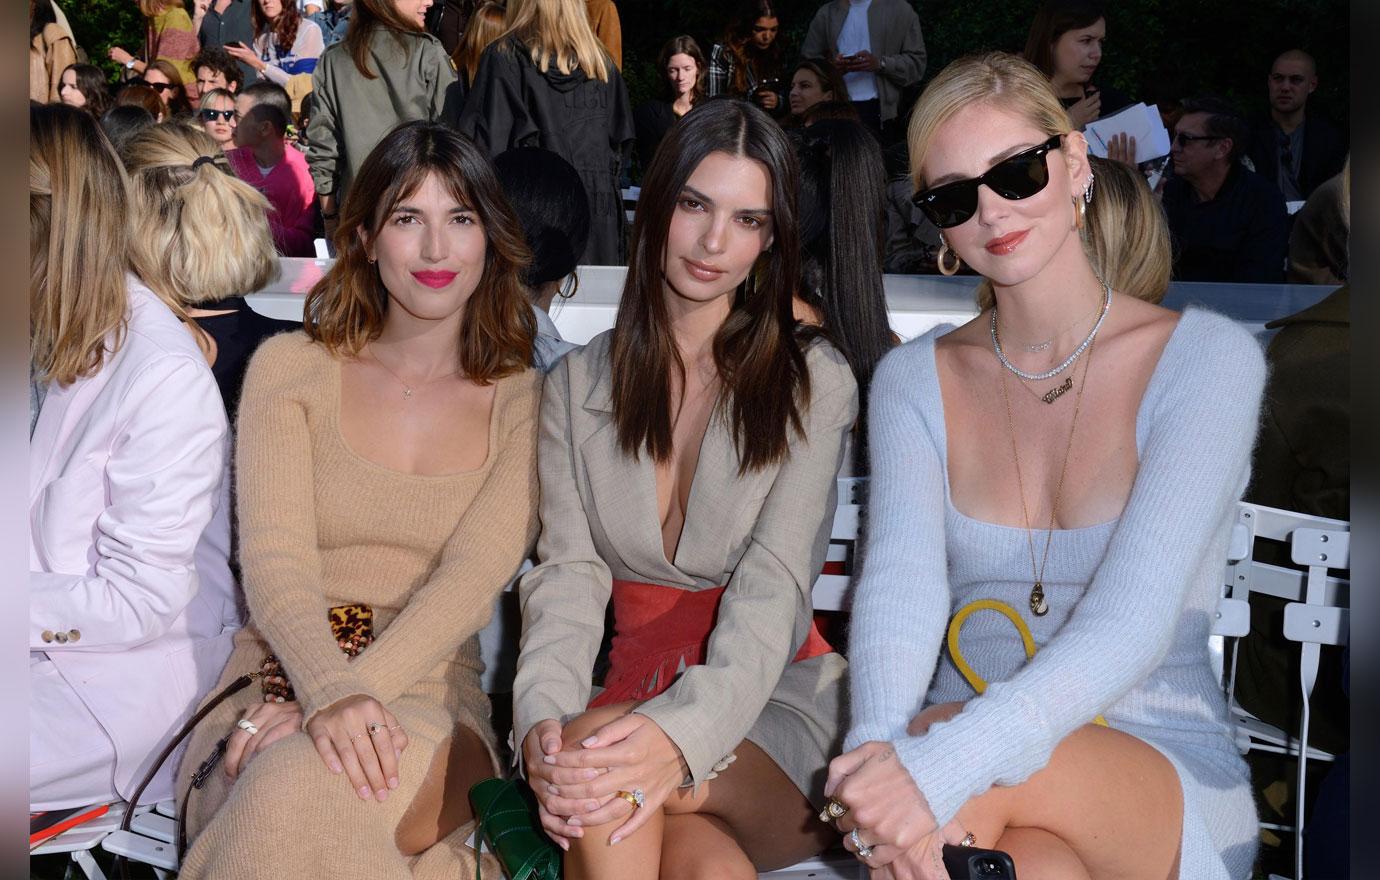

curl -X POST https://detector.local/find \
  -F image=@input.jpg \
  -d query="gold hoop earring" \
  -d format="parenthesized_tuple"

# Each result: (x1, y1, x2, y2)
(1074, 195, 1087, 232)
(937, 237, 961, 276)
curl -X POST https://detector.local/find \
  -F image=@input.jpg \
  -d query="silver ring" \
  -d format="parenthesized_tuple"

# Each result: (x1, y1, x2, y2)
(960, 832, 977, 847)
(236, 718, 260, 736)
(849, 828, 873, 859)
(368, 721, 387, 736)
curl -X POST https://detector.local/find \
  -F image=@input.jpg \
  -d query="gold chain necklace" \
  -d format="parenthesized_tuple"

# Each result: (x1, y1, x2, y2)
(367, 348, 460, 400)
(998, 334, 1096, 617)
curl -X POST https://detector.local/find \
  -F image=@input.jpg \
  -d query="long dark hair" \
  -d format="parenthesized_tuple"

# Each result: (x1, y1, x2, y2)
(305, 121, 536, 381)
(62, 64, 114, 118)
(253, 0, 302, 56)
(792, 118, 893, 410)
(722, 0, 783, 95)
(345, 0, 427, 79)
(1022, 0, 1105, 78)
(611, 99, 809, 474)
(657, 34, 706, 105)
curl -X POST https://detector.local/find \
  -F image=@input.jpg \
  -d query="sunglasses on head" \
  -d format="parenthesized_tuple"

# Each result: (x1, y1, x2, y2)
(912, 134, 1063, 228)
(199, 108, 235, 121)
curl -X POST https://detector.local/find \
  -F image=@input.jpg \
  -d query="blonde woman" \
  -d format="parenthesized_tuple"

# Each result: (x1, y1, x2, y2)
(29, 103, 237, 813)
(975, 154, 1171, 311)
(456, 0, 634, 265)
(175, 121, 540, 880)
(123, 122, 298, 422)
(108, 0, 200, 84)
(827, 52, 1261, 879)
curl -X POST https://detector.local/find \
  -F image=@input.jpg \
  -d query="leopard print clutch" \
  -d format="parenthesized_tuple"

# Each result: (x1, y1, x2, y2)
(259, 604, 375, 703)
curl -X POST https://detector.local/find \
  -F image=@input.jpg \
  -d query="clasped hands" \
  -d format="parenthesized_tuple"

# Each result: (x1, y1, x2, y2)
(225, 694, 409, 803)
(523, 713, 689, 849)
(824, 726, 967, 879)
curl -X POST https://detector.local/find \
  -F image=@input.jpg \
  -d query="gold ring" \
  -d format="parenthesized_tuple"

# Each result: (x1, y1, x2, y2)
(818, 798, 848, 823)
(615, 788, 645, 810)
(960, 832, 977, 847)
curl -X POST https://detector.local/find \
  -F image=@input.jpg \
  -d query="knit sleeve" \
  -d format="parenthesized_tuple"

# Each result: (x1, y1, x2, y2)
(892, 312, 1267, 827)
(349, 374, 540, 703)
(843, 338, 952, 752)
(235, 335, 374, 722)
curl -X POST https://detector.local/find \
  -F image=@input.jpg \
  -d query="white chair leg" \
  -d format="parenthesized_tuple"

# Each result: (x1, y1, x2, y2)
(70, 848, 108, 880)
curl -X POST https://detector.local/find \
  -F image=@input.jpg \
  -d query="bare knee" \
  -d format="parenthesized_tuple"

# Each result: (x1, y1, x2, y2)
(660, 846, 756, 880)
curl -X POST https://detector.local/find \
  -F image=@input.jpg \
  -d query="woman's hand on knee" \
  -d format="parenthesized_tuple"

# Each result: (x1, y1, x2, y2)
(224, 701, 303, 779)
(305, 694, 406, 803)
(825, 741, 937, 860)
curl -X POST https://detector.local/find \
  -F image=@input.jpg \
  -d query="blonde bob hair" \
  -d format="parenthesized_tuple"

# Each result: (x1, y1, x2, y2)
(501, 0, 610, 83)
(122, 122, 280, 311)
(975, 156, 1171, 308)
(30, 103, 130, 386)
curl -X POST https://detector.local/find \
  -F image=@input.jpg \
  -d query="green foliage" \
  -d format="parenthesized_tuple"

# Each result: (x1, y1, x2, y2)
(59, 0, 160, 84)
(618, 0, 1349, 127)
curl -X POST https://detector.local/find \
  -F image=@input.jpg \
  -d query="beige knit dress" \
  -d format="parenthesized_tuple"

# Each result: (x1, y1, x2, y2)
(176, 333, 539, 879)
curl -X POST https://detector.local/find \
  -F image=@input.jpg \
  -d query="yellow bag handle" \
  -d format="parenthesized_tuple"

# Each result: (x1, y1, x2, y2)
(946, 599, 1107, 728)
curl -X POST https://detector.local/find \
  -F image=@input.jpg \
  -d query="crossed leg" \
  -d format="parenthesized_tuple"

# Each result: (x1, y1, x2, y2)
(909, 703, 1184, 880)
(559, 701, 836, 880)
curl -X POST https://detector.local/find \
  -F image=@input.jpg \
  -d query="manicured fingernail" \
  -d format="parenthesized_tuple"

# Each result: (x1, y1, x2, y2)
(547, 784, 559, 795)
(389, 777, 399, 789)
(376, 788, 389, 802)
(582, 768, 598, 780)
(581, 736, 597, 747)
(569, 817, 582, 827)
(544, 739, 560, 753)
(585, 801, 598, 812)
(609, 836, 621, 846)
(543, 755, 556, 764)
(330, 761, 342, 773)
(558, 839, 569, 851)
(359, 785, 373, 800)
(570, 828, 583, 838)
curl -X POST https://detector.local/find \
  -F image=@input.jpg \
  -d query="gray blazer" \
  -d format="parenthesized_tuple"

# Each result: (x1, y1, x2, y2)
(801, 0, 927, 125)
(514, 331, 858, 798)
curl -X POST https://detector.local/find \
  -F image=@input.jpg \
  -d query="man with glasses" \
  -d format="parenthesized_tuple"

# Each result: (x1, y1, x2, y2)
(1161, 95, 1289, 283)
(1246, 50, 1347, 205)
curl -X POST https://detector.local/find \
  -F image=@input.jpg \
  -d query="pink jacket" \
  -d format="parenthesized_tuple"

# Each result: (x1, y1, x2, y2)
(30, 280, 242, 803)
(226, 144, 319, 258)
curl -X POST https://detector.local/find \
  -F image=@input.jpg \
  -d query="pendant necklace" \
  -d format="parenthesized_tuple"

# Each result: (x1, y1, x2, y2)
(369, 348, 459, 400)
(998, 334, 1096, 617)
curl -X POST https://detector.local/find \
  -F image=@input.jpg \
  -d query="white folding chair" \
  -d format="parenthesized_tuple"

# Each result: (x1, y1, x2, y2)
(31, 801, 131, 880)
(97, 799, 179, 879)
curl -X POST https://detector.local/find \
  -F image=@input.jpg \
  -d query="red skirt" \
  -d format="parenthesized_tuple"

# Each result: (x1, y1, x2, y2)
(588, 578, 835, 708)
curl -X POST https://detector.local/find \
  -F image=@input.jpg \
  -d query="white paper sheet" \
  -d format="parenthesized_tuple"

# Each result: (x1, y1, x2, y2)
(1084, 102, 1172, 164)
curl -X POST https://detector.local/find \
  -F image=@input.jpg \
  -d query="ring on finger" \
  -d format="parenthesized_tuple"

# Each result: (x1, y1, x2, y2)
(368, 721, 387, 737)
(615, 789, 645, 810)
(350, 731, 369, 741)
(960, 832, 977, 847)
(818, 798, 848, 823)
(849, 828, 874, 859)
(236, 718, 260, 736)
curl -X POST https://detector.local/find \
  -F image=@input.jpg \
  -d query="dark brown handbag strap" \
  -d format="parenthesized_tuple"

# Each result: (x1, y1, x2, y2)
(112, 671, 260, 880)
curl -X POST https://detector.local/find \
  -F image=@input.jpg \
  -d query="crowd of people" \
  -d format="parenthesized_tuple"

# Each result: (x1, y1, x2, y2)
(30, 0, 1349, 879)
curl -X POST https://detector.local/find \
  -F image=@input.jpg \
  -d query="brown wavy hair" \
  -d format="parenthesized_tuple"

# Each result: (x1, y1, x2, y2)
(30, 103, 131, 386)
(252, 0, 302, 58)
(612, 99, 811, 474)
(345, 0, 428, 79)
(305, 121, 536, 383)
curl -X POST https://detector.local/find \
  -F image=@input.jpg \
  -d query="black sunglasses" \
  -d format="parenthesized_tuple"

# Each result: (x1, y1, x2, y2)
(199, 108, 235, 122)
(148, 81, 176, 93)
(1170, 131, 1222, 147)
(911, 134, 1063, 228)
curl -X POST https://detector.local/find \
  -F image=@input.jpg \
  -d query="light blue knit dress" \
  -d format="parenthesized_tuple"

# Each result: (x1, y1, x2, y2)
(845, 308, 1263, 879)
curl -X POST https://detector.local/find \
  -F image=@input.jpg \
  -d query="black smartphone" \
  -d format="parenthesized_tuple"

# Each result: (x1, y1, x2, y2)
(942, 843, 1018, 879)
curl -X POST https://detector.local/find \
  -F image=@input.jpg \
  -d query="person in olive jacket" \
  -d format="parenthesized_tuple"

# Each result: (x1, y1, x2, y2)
(306, 0, 458, 236)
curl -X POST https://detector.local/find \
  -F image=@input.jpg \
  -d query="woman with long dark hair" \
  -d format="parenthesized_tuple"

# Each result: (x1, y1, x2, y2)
(791, 117, 895, 469)
(786, 58, 847, 125)
(224, 0, 325, 86)
(57, 63, 114, 118)
(513, 99, 857, 879)
(633, 35, 706, 173)
(707, 0, 786, 114)
(456, 0, 634, 265)
(307, 0, 456, 229)
(176, 121, 540, 879)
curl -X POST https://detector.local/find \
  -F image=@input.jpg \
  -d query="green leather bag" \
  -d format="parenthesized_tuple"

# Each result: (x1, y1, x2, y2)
(469, 777, 562, 880)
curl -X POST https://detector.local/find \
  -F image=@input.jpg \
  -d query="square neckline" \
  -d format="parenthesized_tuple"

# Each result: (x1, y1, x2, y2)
(922, 307, 1199, 534)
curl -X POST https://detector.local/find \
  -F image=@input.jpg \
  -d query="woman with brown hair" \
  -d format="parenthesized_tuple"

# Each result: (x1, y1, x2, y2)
(307, 0, 456, 232)
(450, 0, 506, 89)
(786, 58, 847, 125)
(113, 82, 167, 123)
(513, 98, 857, 880)
(57, 63, 114, 118)
(706, 0, 786, 113)
(144, 58, 196, 116)
(633, 35, 706, 173)
(176, 121, 542, 879)
(456, 0, 634, 265)
(108, 0, 201, 84)
(225, 0, 325, 86)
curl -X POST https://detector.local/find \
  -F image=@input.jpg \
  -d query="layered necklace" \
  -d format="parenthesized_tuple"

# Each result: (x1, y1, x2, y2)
(992, 285, 1109, 617)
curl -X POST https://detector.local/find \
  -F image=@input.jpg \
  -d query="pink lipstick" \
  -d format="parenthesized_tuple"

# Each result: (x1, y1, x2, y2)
(412, 270, 457, 288)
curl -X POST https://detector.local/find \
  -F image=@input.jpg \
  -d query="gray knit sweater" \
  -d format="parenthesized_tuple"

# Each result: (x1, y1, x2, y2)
(845, 308, 1264, 877)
